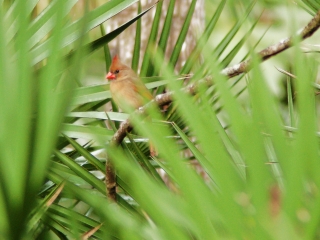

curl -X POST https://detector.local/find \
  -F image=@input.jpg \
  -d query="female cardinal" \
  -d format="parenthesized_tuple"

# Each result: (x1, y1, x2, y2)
(106, 55, 156, 156)
(106, 55, 153, 113)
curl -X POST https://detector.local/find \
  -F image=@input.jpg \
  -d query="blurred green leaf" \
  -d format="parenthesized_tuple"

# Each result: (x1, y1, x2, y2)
(62, 123, 114, 140)
(54, 150, 106, 194)
(132, 1, 142, 72)
(140, 0, 163, 77)
(30, 0, 142, 64)
(169, 0, 197, 68)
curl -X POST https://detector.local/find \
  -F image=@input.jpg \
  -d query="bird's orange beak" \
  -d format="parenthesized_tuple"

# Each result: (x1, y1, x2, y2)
(106, 72, 116, 80)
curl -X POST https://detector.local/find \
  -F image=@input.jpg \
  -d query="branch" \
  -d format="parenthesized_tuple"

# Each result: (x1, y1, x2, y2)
(106, 10, 320, 201)
(221, 10, 320, 77)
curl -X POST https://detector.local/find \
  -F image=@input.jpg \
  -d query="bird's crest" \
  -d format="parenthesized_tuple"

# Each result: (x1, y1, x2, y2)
(112, 55, 119, 64)
(109, 55, 123, 72)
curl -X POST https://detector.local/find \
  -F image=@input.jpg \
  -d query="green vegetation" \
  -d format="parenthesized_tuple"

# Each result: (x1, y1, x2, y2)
(1, 0, 320, 239)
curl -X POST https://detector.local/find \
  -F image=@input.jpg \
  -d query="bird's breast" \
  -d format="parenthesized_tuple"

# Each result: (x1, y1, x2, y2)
(110, 80, 143, 111)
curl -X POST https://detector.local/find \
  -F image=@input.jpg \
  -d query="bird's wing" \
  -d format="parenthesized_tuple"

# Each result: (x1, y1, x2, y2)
(134, 78, 153, 102)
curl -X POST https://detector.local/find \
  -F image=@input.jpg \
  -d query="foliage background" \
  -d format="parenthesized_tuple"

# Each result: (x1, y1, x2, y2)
(1, 0, 320, 239)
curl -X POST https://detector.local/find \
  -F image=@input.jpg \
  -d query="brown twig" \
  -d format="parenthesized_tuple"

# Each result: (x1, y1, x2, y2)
(105, 159, 117, 201)
(221, 10, 320, 78)
(106, 10, 320, 201)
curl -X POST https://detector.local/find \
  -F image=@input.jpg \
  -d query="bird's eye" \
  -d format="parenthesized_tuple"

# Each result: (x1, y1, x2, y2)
(115, 69, 119, 74)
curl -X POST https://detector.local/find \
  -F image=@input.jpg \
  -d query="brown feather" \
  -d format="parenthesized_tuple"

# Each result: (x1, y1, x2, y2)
(107, 55, 152, 111)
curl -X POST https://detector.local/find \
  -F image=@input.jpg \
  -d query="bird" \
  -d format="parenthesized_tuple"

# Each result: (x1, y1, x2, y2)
(106, 55, 157, 156)
(106, 55, 153, 113)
